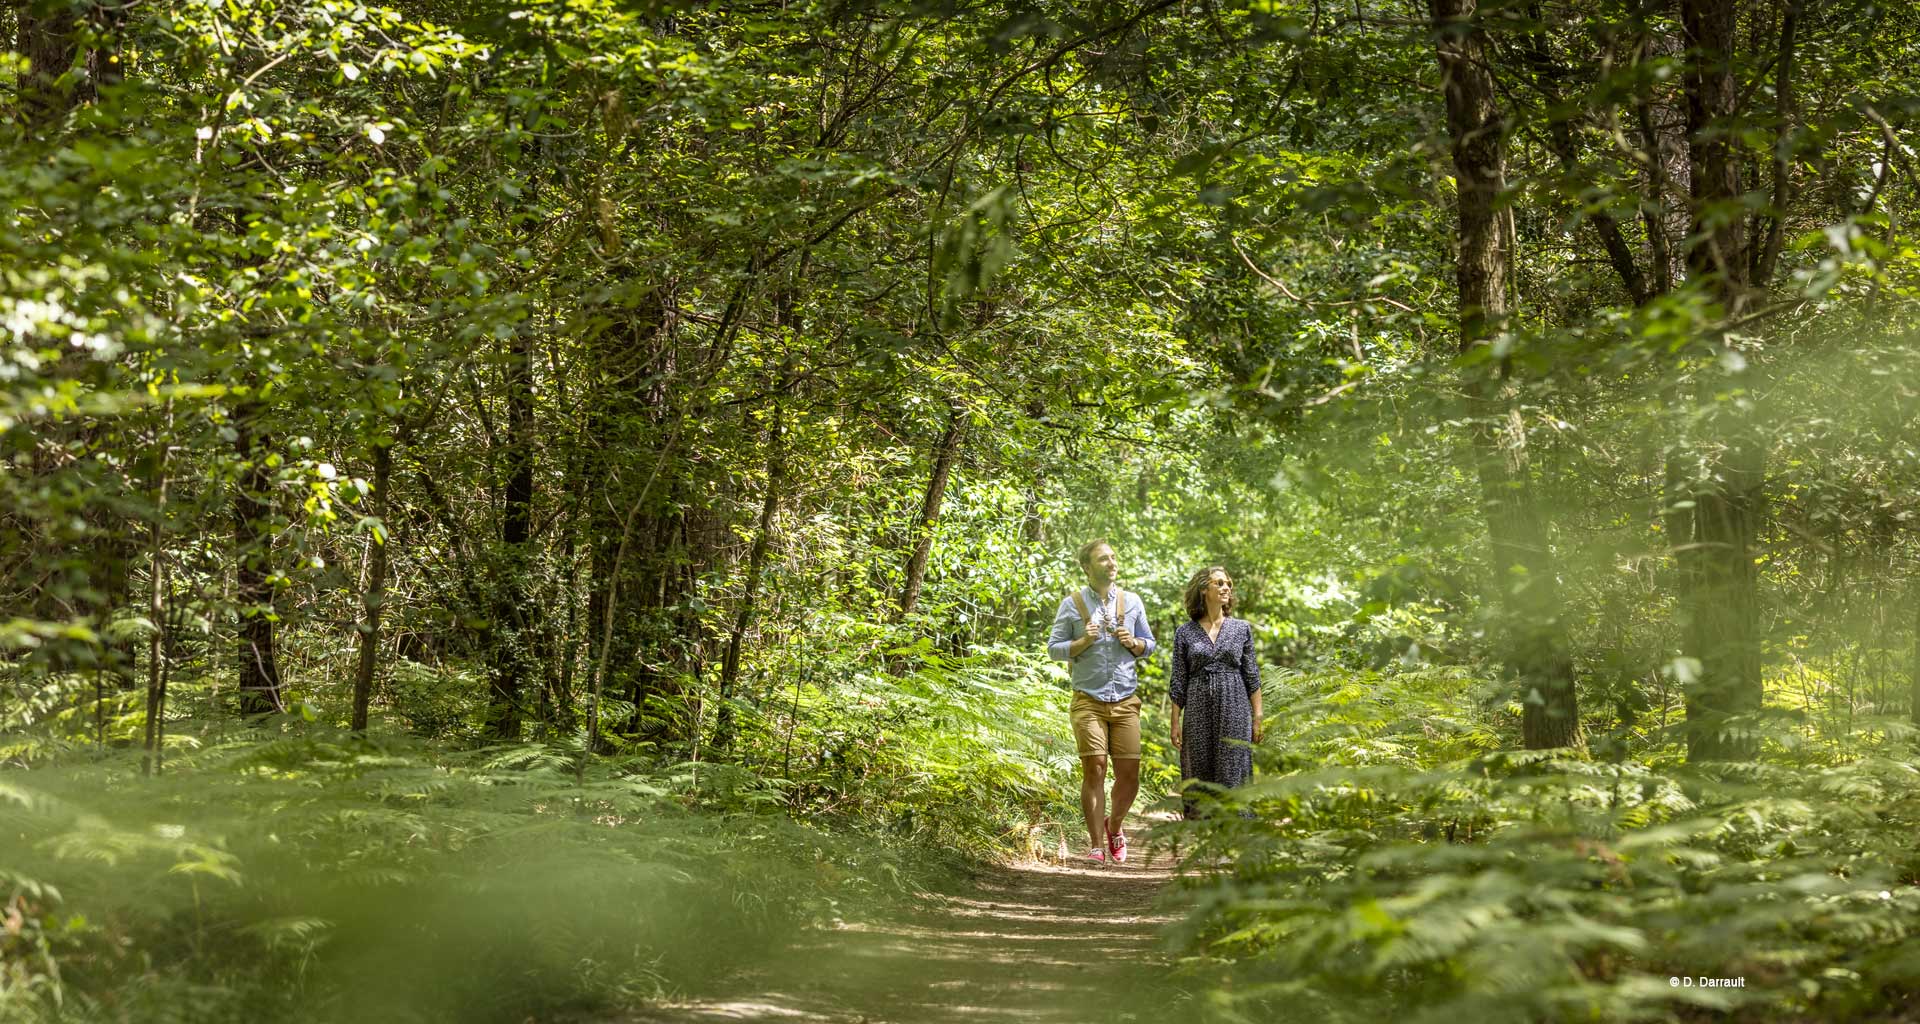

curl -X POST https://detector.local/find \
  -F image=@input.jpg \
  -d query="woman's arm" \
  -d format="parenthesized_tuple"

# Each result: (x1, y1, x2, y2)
(1244, 623, 1264, 743)
(1168, 628, 1188, 708)
(1169, 628, 1187, 749)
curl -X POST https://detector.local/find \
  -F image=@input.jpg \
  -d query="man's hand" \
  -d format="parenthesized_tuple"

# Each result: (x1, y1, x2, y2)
(1114, 623, 1136, 654)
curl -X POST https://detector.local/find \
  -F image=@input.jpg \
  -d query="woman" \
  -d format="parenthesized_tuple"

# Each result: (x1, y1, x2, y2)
(1169, 566, 1263, 817)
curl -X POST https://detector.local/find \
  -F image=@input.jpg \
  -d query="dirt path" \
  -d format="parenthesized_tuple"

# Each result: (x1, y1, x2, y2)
(633, 824, 1194, 1023)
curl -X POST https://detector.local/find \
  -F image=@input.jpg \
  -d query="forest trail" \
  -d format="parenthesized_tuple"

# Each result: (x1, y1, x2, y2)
(633, 820, 1192, 1024)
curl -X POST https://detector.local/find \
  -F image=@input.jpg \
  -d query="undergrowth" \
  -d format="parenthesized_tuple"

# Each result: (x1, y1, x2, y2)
(1164, 666, 1920, 1023)
(1, 737, 929, 1023)
(0, 636, 1089, 1023)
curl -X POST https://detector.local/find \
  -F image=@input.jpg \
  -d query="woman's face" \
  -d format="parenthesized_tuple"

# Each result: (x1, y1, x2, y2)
(1207, 572, 1233, 611)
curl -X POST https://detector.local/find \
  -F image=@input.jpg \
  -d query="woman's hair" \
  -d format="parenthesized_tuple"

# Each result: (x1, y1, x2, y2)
(1183, 566, 1233, 621)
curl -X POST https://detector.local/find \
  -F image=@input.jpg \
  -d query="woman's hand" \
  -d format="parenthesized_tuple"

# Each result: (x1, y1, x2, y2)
(1171, 729, 1182, 749)
(1253, 719, 1265, 744)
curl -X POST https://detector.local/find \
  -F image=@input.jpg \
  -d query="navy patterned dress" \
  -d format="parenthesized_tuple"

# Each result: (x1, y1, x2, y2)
(1169, 617, 1261, 816)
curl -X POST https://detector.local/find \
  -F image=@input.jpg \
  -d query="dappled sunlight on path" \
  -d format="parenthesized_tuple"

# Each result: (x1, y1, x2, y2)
(630, 819, 1194, 1024)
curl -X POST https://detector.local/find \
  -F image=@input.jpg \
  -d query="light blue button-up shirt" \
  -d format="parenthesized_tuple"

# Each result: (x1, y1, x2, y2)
(1047, 586, 1156, 702)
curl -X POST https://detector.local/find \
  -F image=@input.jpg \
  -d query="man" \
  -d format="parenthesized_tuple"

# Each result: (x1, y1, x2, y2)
(1047, 538, 1155, 864)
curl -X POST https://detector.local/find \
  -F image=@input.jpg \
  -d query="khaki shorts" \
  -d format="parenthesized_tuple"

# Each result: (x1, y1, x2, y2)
(1071, 692, 1143, 761)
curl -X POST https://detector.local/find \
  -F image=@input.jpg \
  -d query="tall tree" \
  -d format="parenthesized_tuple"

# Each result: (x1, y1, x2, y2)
(1675, 0, 1765, 760)
(233, 402, 284, 717)
(714, 401, 786, 753)
(486, 326, 537, 741)
(1430, 0, 1579, 748)
(351, 441, 392, 734)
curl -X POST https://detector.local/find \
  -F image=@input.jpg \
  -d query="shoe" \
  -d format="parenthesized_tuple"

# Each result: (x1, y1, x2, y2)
(1108, 828, 1129, 864)
(1085, 847, 1107, 865)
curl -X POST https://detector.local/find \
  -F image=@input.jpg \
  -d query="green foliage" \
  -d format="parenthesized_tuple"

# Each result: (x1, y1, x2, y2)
(1168, 668, 1920, 1023)
(0, 739, 933, 1024)
(4, 0, 1920, 1019)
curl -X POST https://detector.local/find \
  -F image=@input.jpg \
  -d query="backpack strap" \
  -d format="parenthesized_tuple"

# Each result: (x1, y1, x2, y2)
(1069, 590, 1091, 664)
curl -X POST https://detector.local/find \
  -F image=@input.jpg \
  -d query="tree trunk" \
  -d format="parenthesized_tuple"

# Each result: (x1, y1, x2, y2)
(1635, 25, 1691, 298)
(1909, 579, 1919, 728)
(1679, 0, 1765, 761)
(14, 0, 123, 128)
(1677, 434, 1765, 760)
(1681, 0, 1748, 294)
(581, 292, 682, 736)
(486, 330, 536, 741)
(897, 402, 964, 618)
(714, 404, 786, 754)
(1430, 0, 1579, 748)
(351, 442, 392, 734)
(15, 0, 81, 129)
(142, 401, 172, 775)
(233, 404, 284, 716)
(548, 500, 580, 734)
(1751, 0, 1801, 286)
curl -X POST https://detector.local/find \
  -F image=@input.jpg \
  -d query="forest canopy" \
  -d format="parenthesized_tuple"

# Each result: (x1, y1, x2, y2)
(4, 0, 1920, 1021)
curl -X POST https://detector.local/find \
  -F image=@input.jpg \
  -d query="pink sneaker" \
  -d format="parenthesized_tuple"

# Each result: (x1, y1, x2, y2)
(1108, 828, 1129, 864)
(1085, 847, 1107, 865)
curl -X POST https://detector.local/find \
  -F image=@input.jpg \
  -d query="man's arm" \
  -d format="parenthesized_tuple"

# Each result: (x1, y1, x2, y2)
(1046, 599, 1080, 662)
(1129, 602, 1155, 659)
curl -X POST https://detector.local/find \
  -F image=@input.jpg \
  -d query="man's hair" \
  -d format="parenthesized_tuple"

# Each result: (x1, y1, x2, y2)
(1077, 538, 1113, 569)
(1183, 566, 1234, 621)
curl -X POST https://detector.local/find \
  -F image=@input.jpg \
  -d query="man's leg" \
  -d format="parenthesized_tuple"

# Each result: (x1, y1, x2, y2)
(1080, 755, 1109, 851)
(1107, 756, 1140, 838)
(1070, 694, 1112, 853)
(1106, 696, 1143, 843)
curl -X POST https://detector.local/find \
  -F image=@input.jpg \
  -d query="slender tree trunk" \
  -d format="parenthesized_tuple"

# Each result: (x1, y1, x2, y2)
(1636, 27, 1691, 298)
(585, 416, 689, 765)
(1516, 3, 1648, 306)
(487, 330, 536, 741)
(715, 404, 786, 753)
(1752, 0, 1801, 286)
(142, 401, 172, 775)
(233, 404, 284, 716)
(1679, 0, 1765, 761)
(549, 504, 579, 733)
(1909, 578, 1919, 728)
(897, 402, 964, 618)
(351, 442, 392, 734)
(1431, 0, 1579, 748)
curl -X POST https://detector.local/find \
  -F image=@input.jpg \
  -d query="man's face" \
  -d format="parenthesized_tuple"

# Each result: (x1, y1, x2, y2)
(1085, 544, 1118, 583)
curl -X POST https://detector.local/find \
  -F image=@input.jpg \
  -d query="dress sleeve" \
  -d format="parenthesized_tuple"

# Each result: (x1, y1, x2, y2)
(1169, 626, 1188, 708)
(1240, 620, 1262, 699)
